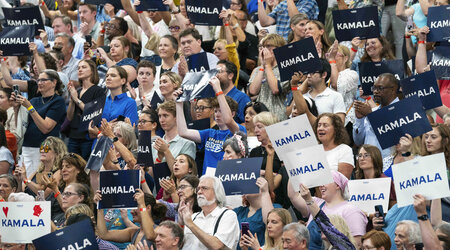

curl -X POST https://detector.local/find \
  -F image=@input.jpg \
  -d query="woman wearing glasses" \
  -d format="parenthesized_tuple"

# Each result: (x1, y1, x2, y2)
(53, 183, 93, 228)
(14, 69, 66, 179)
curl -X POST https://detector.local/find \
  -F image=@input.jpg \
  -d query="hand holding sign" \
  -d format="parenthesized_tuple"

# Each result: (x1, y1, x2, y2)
(417, 26, 430, 42)
(255, 177, 269, 193)
(299, 183, 313, 203)
(413, 194, 428, 216)
(290, 72, 307, 86)
(134, 189, 146, 208)
(398, 134, 413, 154)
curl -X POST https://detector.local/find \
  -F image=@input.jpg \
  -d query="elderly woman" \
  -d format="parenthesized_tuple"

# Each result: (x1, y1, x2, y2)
(0, 174, 18, 201)
(223, 132, 249, 160)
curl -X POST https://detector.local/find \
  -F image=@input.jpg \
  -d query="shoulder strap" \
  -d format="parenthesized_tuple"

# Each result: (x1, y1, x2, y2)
(319, 201, 326, 209)
(192, 212, 201, 222)
(213, 209, 229, 235)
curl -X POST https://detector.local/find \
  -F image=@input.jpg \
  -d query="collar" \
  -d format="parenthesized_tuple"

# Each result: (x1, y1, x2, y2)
(62, 56, 77, 69)
(375, 97, 400, 111)
(310, 87, 333, 97)
(164, 134, 181, 143)
(107, 92, 127, 101)
(196, 205, 222, 219)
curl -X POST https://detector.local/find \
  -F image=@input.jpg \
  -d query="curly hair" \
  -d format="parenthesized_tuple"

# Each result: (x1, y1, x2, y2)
(38, 136, 68, 173)
(355, 144, 383, 179)
(360, 36, 396, 62)
(58, 153, 90, 192)
(313, 113, 350, 146)
(421, 123, 450, 166)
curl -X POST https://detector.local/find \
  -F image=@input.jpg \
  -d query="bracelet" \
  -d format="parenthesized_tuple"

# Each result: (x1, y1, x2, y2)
(27, 105, 34, 111)
(215, 91, 224, 96)
(140, 179, 146, 184)
(224, 23, 230, 26)
(23, 179, 31, 185)
(54, 191, 60, 198)
(232, 23, 239, 29)
(306, 200, 314, 205)
(137, 11, 143, 13)
(259, 68, 264, 72)
(155, 158, 162, 163)
(418, 41, 425, 44)
(405, 35, 411, 39)
(329, 60, 336, 64)
(40, 1, 45, 6)
(351, 47, 357, 52)
(112, 160, 119, 164)
(291, 86, 299, 91)
(139, 207, 147, 212)
(0, 199, 5, 202)
(101, 29, 105, 34)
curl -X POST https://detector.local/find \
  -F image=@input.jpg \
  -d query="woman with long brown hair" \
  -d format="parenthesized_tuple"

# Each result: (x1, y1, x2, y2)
(305, 20, 332, 58)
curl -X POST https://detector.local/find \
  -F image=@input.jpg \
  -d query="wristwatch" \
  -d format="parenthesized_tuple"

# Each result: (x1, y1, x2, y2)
(113, 136, 119, 143)
(417, 214, 429, 221)
(401, 152, 411, 157)
(171, 6, 180, 14)
(77, 99, 82, 106)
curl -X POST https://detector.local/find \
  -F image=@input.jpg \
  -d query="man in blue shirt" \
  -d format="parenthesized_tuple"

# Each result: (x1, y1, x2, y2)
(258, 0, 319, 40)
(216, 60, 251, 124)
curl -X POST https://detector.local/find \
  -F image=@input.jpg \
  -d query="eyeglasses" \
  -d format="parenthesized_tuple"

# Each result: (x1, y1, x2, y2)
(194, 106, 212, 112)
(138, 120, 153, 124)
(37, 78, 52, 83)
(371, 86, 394, 92)
(40, 144, 51, 153)
(169, 26, 180, 31)
(357, 153, 371, 160)
(177, 184, 192, 190)
(196, 186, 212, 192)
(258, 44, 276, 49)
(62, 191, 80, 198)
(104, 23, 118, 30)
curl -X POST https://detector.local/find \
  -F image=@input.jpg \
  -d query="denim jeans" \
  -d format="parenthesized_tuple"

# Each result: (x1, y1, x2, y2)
(68, 138, 94, 161)
(381, 5, 406, 59)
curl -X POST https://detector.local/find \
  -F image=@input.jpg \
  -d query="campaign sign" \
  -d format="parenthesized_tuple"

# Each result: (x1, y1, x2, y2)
(400, 70, 442, 110)
(367, 96, 432, 149)
(347, 178, 391, 214)
(333, 6, 380, 41)
(150, 91, 163, 110)
(266, 114, 318, 162)
(33, 219, 99, 250)
(0, 26, 34, 56)
(98, 170, 141, 209)
(137, 130, 154, 167)
(284, 145, 333, 191)
(427, 5, 450, 42)
(187, 52, 210, 72)
(187, 118, 211, 130)
(0, 201, 51, 243)
(215, 157, 262, 195)
(273, 37, 321, 82)
(392, 153, 450, 207)
(86, 136, 113, 171)
(153, 162, 171, 191)
(431, 45, 450, 79)
(185, 0, 222, 26)
(79, 95, 106, 131)
(136, 0, 169, 11)
(177, 69, 218, 102)
(84, 0, 123, 9)
(358, 60, 405, 95)
(2, 6, 44, 35)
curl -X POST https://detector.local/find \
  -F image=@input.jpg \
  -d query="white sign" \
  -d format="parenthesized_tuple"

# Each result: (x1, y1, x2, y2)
(392, 153, 450, 207)
(0, 201, 51, 243)
(266, 114, 318, 161)
(348, 178, 391, 213)
(284, 145, 334, 191)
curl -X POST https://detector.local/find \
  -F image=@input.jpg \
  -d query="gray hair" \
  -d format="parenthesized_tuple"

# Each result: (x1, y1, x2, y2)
(55, 33, 75, 48)
(397, 220, 422, 245)
(283, 223, 310, 247)
(115, 121, 138, 152)
(199, 176, 227, 208)
(443, 113, 450, 121)
(8, 192, 35, 202)
(223, 131, 248, 157)
(159, 221, 184, 249)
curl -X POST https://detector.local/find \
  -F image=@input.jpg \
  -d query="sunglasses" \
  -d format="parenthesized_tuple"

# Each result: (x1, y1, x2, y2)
(40, 144, 51, 153)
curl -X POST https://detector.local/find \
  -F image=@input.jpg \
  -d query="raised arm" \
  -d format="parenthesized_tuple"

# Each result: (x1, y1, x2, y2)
(257, 0, 276, 27)
(396, 0, 414, 21)
(176, 99, 202, 143)
(291, 72, 317, 125)
(210, 77, 240, 133)
(121, 0, 141, 26)
(135, 189, 157, 241)
(0, 53, 28, 91)
(256, 177, 274, 225)
(413, 194, 443, 250)
(287, 180, 309, 217)
(415, 26, 429, 74)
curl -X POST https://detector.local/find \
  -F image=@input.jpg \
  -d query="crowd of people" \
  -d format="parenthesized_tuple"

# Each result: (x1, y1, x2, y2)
(0, 0, 449, 249)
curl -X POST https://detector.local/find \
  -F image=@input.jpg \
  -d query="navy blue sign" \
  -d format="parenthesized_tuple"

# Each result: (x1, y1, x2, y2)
(430, 45, 450, 79)
(99, 170, 140, 209)
(137, 130, 154, 167)
(367, 96, 432, 149)
(177, 69, 218, 102)
(86, 136, 113, 171)
(84, 0, 123, 9)
(2, 6, 44, 35)
(333, 6, 380, 41)
(136, 0, 169, 11)
(0, 26, 34, 56)
(153, 162, 171, 191)
(358, 60, 405, 95)
(150, 92, 163, 110)
(185, 0, 222, 26)
(273, 37, 321, 82)
(215, 157, 263, 195)
(33, 219, 99, 250)
(427, 5, 450, 42)
(80, 95, 106, 131)
(400, 70, 442, 110)
(187, 52, 210, 72)
(187, 118, 210, 130)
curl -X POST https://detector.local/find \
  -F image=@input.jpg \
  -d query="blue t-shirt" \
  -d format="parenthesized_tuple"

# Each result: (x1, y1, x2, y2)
(198, 124, 247, 174)
(102, 93, 139, 125)
(23, 95, 66, 147)
(103, 209, 134, 249)
(227, 87, 251, 124)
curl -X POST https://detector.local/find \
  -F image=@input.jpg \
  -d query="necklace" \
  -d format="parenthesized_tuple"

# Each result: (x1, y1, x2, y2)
(42, 94, 55, 104)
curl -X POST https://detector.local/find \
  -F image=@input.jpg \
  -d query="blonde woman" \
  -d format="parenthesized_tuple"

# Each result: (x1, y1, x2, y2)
(159, 72, 182, 101)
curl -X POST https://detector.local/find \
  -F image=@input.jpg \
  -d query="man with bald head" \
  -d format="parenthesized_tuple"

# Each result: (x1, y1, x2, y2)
(353, 73, 400, 159)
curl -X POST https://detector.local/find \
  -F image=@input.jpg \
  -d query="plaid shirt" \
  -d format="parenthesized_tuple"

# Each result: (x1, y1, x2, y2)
(268, 0, 319, 40)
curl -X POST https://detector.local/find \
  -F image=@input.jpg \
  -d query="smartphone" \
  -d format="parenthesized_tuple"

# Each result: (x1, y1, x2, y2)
(13, 84, 20, 98)
(117, 115, 126, 122)
(241, 222, 250, 236)
(47, 172, 53, 179)
(407, 16, 414, 32)
(374, 205, 385, 224)
(85, 35, 92, 47)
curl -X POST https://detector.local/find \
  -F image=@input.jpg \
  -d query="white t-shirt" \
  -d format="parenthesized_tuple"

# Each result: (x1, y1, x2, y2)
(0, 146, 14, 168)
(325, 144, 355, 171)
(140, 18, 170, 57)
(304, 87, 346, 116)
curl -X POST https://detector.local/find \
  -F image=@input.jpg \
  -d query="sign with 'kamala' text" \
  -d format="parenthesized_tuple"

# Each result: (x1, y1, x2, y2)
(187, 52, 210, 72)
(98, 170, 141, 209)
(431, 45, 450, 79)
(2, 6, 44, 35)
(426, 5, 450, 42)
(347, 178, 391, 214)
(137, 130, 154, 167)
(358, 60, 404, 95)
(153, 162, 171, 192)
(273, 37, 321, 82)
(0, 201, 51, 243)
(136, 0, 169, 12)
(332, 6, 380, 41)
(284, 145, 333, 191)
(33, 219, 99, 250)
(392, 153, 450, 207)
(0, 26, 34, 56)
(215, 157, 262, 195)
(185, 0, 222, 26)
(400, 70, 442, 110)
(80, 95, 106, 131)
(177, 69, 217, 102)
(86, 136, 113, 171)
(367, 96, 432, 149)
(266, 114, 317, 162)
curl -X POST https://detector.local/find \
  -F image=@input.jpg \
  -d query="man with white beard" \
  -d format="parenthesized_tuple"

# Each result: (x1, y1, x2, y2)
(179, 176, 240, 250)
